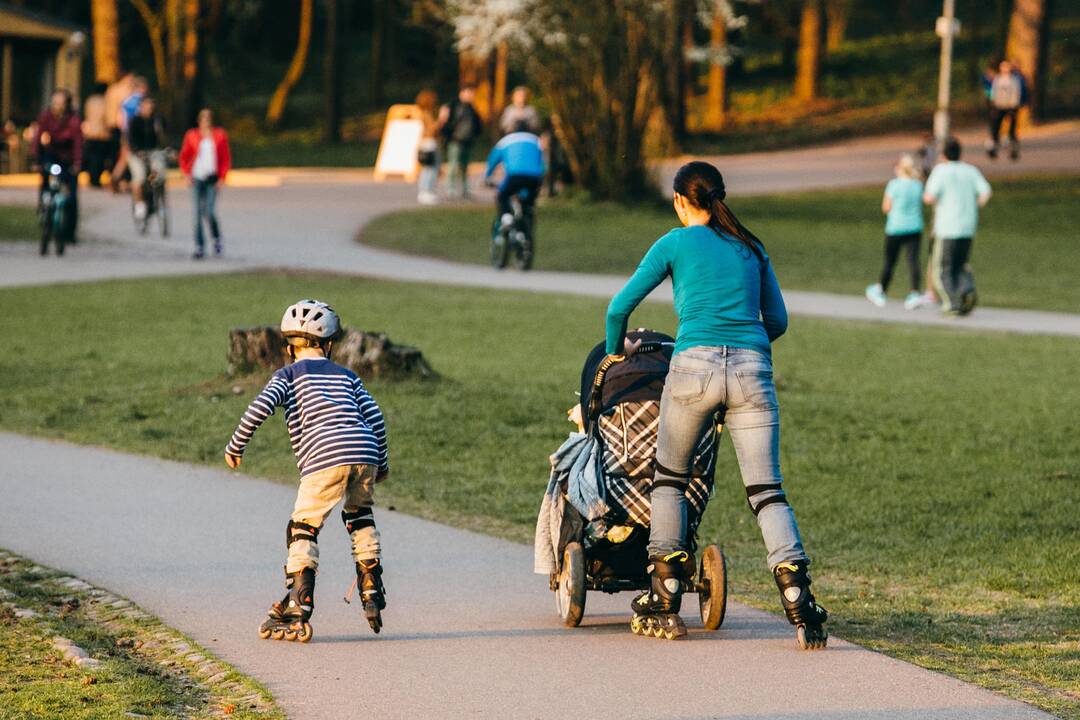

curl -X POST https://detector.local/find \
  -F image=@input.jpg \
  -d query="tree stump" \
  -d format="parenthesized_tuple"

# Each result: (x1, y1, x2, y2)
(227, 327, 436, 380)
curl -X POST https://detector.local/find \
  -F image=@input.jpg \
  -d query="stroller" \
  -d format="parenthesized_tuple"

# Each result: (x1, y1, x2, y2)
(545, 329, 728, 632)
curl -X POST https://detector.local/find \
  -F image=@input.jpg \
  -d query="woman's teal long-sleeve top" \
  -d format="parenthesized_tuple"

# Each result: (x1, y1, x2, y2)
(605, 225, 788, 356)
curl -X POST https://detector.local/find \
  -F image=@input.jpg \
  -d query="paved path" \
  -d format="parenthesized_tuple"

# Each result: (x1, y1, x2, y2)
(0, 433, 1055, 720)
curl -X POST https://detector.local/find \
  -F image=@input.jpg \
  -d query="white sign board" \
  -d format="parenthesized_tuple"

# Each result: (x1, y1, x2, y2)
(374, 118, 423, 182)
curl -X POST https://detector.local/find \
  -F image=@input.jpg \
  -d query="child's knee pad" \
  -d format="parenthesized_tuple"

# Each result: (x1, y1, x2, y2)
(286, 519, 320, 547)
(342, 507, 375, 535)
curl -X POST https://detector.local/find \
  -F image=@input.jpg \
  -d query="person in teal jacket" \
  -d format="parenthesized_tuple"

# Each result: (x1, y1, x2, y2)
(605, 161, 828, 649)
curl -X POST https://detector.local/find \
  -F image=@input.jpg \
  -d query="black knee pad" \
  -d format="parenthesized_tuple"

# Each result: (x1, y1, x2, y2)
(342, 507, 375, 535)
(745, 483, 788, 516)
(286, 519, 320, 547)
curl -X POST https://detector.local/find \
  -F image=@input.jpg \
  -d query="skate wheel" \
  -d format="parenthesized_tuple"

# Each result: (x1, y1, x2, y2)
(295, 622, 313, 643)
(555, 542, 586, 628)
(258, 626, 272, 640)
(698, 545, 728, 631)
(270, 627, 285, 641)
(796, 624, 828, 650)
(283, 628, 298, 641)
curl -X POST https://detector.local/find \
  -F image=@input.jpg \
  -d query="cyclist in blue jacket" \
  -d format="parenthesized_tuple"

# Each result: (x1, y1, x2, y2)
(485, 123, 545, 237)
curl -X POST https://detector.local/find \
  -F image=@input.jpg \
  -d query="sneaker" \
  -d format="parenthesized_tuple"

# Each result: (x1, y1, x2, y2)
(417, 192, 438, 206)
(1009, 146, 1020, 161)
(500, 213, 514, 230)
(903, 291, 923, 310)
(134, 202, 148, 220)
(865, 283, 886, 307)
(192, 250, 205, 260)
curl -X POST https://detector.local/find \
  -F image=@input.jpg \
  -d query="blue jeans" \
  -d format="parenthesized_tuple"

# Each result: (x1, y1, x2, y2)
(649, 346, 808, 570)
(193, 178, 221, 253)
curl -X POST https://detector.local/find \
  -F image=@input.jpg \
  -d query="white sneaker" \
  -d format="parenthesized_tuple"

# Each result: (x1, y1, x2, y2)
(903, 291, 923, 310)
(134, 202, 147, 220)
(500, 213, 514, 230)
(865, 283, 886, 307)
(417, 192, 438, 206)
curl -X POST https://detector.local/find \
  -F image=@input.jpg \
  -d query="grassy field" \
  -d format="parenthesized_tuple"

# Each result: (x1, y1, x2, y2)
(359, 174, 1080, 313)
(0, 205, 36, 242)
(0, 550, 281, 719)
(0, 272, 1076, 716)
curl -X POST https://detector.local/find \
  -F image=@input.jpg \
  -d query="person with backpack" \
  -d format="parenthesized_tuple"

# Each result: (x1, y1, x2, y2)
(985, 58, 1028, 161)
(438, 85, 483, 200)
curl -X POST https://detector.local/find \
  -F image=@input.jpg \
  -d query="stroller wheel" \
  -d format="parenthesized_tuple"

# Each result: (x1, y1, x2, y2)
(698, 545, 728, 631)
(555, 542, 586, 627)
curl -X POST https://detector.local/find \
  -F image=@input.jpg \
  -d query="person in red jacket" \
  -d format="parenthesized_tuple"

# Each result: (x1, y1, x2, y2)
(179, 108, 232, 259)
(33, 89, 83, 243)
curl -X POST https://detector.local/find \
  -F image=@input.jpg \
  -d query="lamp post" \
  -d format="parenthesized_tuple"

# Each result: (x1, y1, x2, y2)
(934, 0, 958, 149)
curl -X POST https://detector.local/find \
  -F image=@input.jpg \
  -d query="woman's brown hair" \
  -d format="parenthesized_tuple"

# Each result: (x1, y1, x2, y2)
(673, 161, 764, 261)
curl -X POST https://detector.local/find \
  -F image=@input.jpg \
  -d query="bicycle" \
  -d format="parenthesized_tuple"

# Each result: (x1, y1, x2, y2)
(132, 149, 170, 237)
(490, 190, 535, 271)
(38, 163, 71, 256)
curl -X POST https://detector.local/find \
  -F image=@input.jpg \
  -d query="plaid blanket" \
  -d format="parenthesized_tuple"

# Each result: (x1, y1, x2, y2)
(596, 400, 717, 529)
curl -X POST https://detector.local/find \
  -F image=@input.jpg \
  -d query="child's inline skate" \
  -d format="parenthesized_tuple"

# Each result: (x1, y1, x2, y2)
(630, 551, 694, 640)
(774, 560, 828, 650)
(259, 567, 315, 642)
(346, 559, 386, 633)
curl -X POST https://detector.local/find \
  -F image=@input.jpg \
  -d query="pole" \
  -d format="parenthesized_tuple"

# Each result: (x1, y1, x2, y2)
(934, 0, 956, 148)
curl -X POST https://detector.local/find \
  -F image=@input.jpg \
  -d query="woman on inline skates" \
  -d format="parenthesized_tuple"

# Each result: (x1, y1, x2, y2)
(604, 161, 828, 648)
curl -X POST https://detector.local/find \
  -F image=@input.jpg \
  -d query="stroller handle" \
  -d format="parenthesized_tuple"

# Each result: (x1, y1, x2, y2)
(587, 341, 666, 421)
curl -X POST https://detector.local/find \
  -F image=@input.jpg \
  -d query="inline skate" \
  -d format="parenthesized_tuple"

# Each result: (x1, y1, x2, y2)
(774, 560, 828, 650)
(346, 558, 386, 634)
(630, 551, 694, 640)
(258, 567, 315, 642)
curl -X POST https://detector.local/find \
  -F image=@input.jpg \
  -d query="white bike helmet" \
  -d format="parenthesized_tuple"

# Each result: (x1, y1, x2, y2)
(280, 299, 343, 345)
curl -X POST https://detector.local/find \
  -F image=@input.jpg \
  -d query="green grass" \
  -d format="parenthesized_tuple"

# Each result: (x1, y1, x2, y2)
(0, 272, 1076, 716)
(359, 174, 1080, 313)
(0, 205, 37, 242)
(0, 550, 282, 719)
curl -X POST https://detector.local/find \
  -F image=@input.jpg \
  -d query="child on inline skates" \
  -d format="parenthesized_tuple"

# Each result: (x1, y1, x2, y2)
(224, 299, 390, 640)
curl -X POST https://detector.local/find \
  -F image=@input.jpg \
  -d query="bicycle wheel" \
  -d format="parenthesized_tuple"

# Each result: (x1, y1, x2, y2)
(54, 202, 67, 256)
(39, 202, 54, 256)
(490, 230, 509, 269)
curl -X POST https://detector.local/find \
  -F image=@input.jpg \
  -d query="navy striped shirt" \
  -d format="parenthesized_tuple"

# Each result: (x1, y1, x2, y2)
(226, 358, 388, 478)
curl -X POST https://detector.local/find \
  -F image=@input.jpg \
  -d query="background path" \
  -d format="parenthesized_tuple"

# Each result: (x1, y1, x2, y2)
(1, 122, 1078, 335)
(0, 433, 1055, 720)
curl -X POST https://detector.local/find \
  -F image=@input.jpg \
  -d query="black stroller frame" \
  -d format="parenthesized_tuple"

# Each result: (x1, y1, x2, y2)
(550, 329, 728, 631)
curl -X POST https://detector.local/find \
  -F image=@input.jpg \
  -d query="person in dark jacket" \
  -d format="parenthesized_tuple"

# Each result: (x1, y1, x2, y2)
(438, 85, 483, 200)
(127, 96, 167, 219)
(33, 89, 83, 242)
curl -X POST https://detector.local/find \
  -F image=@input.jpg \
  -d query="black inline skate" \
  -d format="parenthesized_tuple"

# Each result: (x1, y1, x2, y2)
(630, 551, 694, 640)
(259, 567, 315, 643)
(774, 560, 828, 650)
(346, 558, 386, 634)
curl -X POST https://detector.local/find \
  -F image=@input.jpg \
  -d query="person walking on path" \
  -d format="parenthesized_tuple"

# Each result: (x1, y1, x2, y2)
(866, 154, 925, 310)
(415, 90, 440, 205)
(984, 59, 1028, 161)
(80, 83, 111, 188)
(179, 108, 231, 259)
(33, 88, 83, 244)
(439, 85, 483, 200)
(498, 86, 541, 135)
(604, 161, 828, 648)
(225, 300, 391, 640)
(924, 138, 992, 316)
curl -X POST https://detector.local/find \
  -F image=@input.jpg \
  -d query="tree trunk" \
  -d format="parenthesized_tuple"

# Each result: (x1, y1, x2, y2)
(794, 0, 823, 102)
(129, 0, 170, 92)
(1006, 0, 1049, 121)
(181, 0, 200, 129)
(266, 0, 313, 127)
(227, 327, 437, 381)
(492, 42, 509, 121)
(458, 51, 492, 121)
(91, 0, 121, 83)
(825, 0, 850, 52)
(658, 0, 687, 142)
(323, 0, 341, 143)
(370, 0, 386, 108)
(703, 3, 728, 132)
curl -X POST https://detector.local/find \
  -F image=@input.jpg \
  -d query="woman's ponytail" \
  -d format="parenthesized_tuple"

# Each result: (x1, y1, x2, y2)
(674, 161, 765, 263)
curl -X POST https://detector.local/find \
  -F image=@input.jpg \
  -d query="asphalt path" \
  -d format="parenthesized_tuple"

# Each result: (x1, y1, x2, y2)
(0, 433, 1055, 720)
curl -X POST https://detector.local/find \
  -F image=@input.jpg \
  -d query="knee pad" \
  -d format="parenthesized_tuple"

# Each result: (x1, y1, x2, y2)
(342, 507, 375, 535)
(745, 483, 788, 516)
(286, 519, 320, 547)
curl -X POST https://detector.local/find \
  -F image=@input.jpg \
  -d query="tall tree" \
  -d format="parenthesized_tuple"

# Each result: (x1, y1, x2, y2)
(324, 0, 342, 142)
(129, 0, 200, 129)
(657, 0, 689, 142)
(794, 0, 823, 101)
(492, 41, 509, 120)
(1006, 0, 1051, 121)
(91, 0, 121, 83)
(824, 0, 850, 51)
(371, 0, 387, 107)
(181, 0, 200, 126)
(701, 0, 743, 132)
(266, 0, 314, 127)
